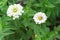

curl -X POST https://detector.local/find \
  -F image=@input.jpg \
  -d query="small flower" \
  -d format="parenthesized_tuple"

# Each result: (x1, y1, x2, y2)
(33, 12, 47, 24)
(7, 4, 24, 20)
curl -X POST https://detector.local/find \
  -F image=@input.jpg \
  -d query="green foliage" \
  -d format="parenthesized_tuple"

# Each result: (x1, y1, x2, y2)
(0, 0, 60, 40)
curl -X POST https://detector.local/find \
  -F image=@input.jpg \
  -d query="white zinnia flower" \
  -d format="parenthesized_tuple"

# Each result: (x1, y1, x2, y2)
(7, 4, 24, 20)
(33, 12, 47, 24)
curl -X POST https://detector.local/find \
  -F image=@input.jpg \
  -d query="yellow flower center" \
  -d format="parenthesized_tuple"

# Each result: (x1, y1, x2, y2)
(37, 16, 43, 20)
(13, 8, 18, 13)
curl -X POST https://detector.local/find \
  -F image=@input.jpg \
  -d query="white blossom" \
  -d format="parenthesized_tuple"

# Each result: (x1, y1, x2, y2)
(7, 4, 24, 20)
(33, 12, 47, 24)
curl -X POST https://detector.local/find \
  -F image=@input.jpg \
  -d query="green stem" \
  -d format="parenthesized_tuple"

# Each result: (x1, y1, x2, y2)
(0, 18, 3, 40)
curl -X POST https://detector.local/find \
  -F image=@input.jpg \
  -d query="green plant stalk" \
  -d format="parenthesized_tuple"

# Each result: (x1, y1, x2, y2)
(0, 18, 3, 40)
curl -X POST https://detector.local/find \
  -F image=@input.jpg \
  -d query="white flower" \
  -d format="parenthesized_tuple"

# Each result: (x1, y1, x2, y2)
(7, 4, 24, 20)
(33, 12, 47, 24)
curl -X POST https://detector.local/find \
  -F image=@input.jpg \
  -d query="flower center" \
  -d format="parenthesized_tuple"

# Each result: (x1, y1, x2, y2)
(13, 8, 18, 13)
(37, 16, 43, 20)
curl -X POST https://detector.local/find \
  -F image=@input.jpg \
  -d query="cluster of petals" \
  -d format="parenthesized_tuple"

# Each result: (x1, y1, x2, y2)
(7, 4, 24, 20)
(33, 12, 47, 24)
